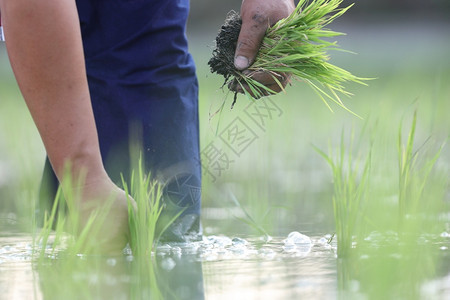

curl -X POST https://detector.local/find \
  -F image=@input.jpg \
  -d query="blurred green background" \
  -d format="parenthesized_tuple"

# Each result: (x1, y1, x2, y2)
(1, 0, 449, 237)
(188, 0, 450, 236)
(1, 2, 449, 299)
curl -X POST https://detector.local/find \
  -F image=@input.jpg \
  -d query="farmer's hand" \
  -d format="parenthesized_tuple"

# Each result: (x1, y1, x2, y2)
(232, 0, 295, 96)
(75, 177, 135, 255)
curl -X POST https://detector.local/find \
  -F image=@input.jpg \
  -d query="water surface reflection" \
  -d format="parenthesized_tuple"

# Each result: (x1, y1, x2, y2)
(1, 232, 449, 299)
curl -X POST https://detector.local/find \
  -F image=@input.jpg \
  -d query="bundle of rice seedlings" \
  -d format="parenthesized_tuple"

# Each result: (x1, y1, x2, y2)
(208, 0, 368, 114)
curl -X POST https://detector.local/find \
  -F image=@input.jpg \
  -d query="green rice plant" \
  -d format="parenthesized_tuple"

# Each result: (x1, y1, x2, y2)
(33, 150, 177, 264)
(33, 162, 166, 299)
(209, 0, 368, 115)
(314, 130, 371, 257)
(397, 111, 445, 221)
(33, 165, 128, 259)
(123, 153, 184, 257)
(122, 166, 163, 257)
(35, 196, 109, 260)
(336, 112, 447, 299)
(228, 189, 270, 238)
(33, 186, 63, 261)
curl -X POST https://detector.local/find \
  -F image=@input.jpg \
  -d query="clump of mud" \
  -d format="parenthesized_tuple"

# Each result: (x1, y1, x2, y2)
(208, 11, 242, 87)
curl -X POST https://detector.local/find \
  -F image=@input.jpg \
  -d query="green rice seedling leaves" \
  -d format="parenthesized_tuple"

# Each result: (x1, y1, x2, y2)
(122, 169, 162, 257)
(314, 130, 371, 257)
(209, 0, 369, 115)
(34, 187, 62, 260)
(122, 156, 182, 257)
(228, 189, 270, 239)
(34, 161, 167, 299)
(397, 111, 445, 221)
(34, 165, 132, 258)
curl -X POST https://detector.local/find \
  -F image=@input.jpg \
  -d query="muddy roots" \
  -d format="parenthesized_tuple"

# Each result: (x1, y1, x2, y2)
(208, 11, 242, 87)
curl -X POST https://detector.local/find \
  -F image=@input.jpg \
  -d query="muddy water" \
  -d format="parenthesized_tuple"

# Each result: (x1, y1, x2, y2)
(0, 232, 337, 299)
(1, 229, 449, 300)
(0, 232, 40, 299)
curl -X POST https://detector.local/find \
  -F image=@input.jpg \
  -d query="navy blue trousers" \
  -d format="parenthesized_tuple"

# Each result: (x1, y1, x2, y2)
(39, 0, 201, 224)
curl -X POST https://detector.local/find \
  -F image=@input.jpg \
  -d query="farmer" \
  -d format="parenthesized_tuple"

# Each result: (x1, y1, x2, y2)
(0, 0, 294, 253)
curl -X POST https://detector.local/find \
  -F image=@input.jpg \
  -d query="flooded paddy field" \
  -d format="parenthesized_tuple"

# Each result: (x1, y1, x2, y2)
(1, 15, 450, 300)
(1, 227, 450, 299)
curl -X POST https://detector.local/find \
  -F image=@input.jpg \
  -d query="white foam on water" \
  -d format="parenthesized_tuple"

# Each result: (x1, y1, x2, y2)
(160, 257, 176, 271)
(285, 231, 312, 245)
(106, 258, 117, 267)
(231, 237, 248, 245)
(282, 232, 313, 256)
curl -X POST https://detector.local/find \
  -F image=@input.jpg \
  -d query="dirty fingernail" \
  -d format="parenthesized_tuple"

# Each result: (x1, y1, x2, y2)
(234, 56, 249, 70)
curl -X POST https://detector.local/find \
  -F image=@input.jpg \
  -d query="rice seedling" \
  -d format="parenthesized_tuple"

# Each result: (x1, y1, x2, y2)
(122, 160, 171, 257)
(30, 159, 168, 299)
(335, 112, 447, 299)
(34, 186, 63, 261)
(209, 0, 368, 114)
(227, 189, 270, 238)
(33, 158, 175, 260)
(397, 111, 445, 222)
(34, 168, 122, 259)
(314, 130, 371, 257)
